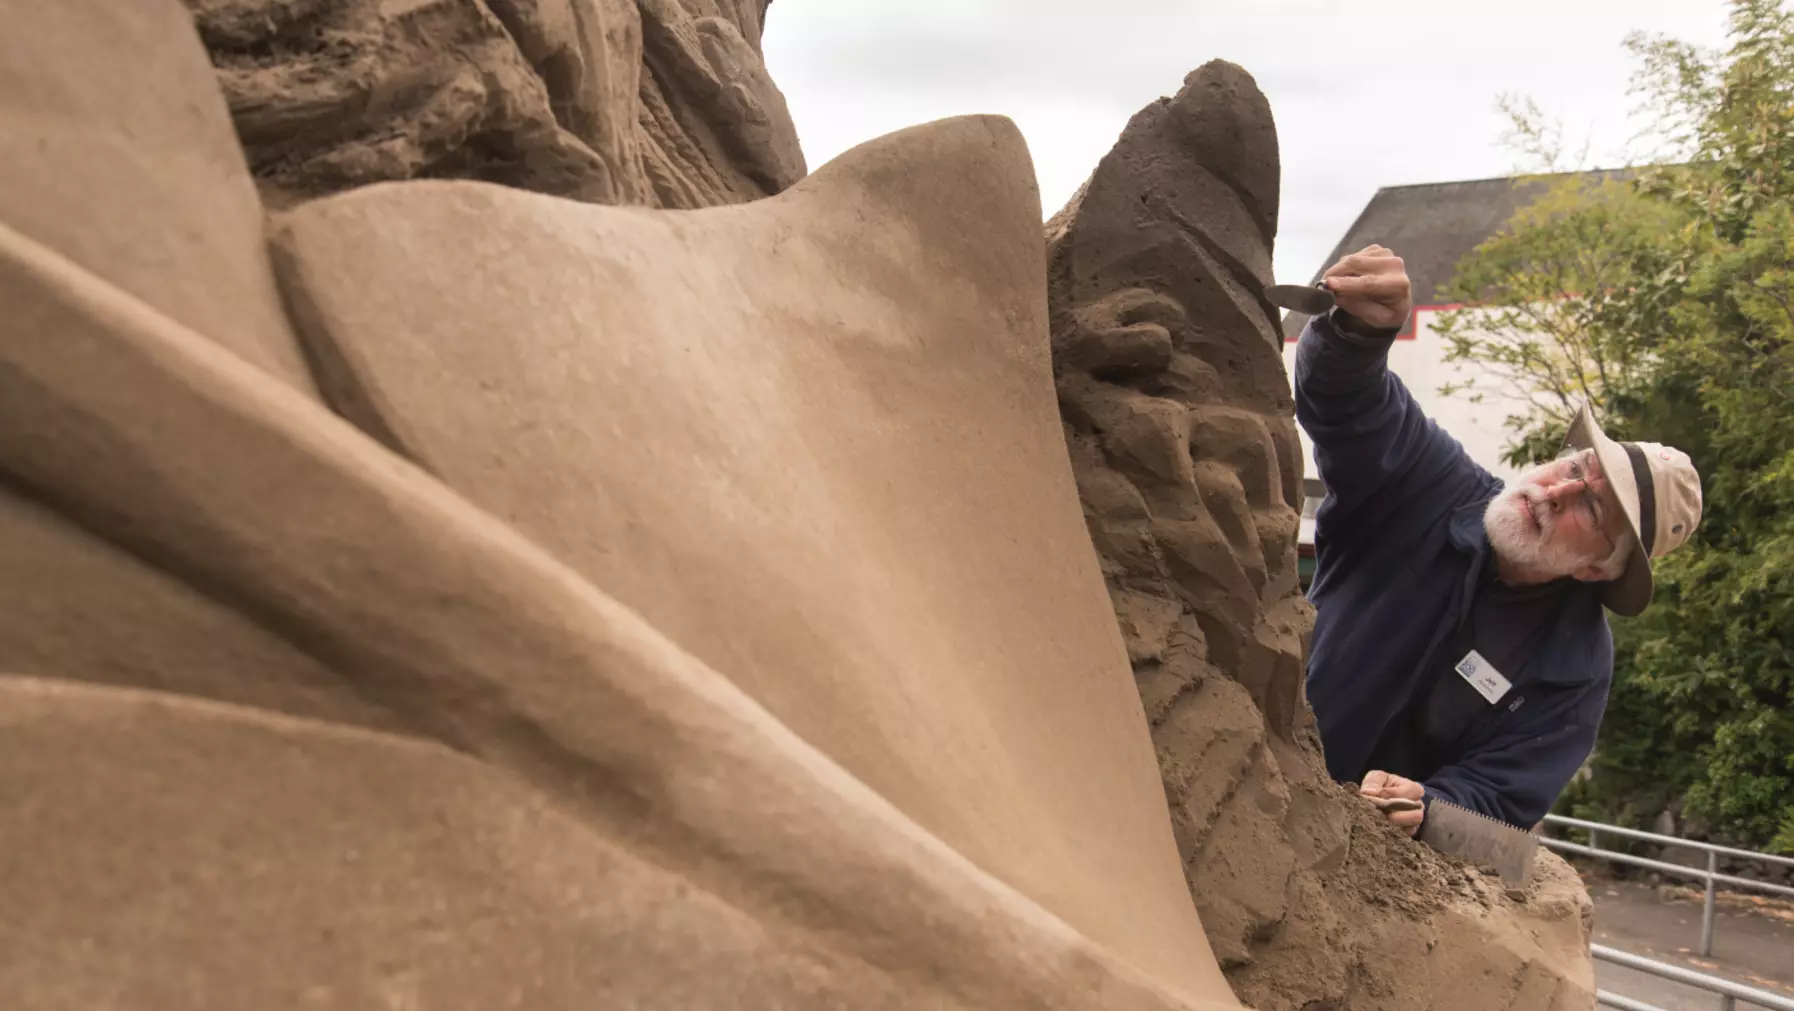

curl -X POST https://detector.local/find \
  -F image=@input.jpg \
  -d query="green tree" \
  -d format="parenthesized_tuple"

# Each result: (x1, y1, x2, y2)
(1435, 0, 1794, 850)
(1431, 172, 1683, 464)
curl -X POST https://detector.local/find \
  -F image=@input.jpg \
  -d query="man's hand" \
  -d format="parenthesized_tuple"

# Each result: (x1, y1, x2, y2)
(1323, 245, 1412, 331)
(1360, 770, 1425, 836)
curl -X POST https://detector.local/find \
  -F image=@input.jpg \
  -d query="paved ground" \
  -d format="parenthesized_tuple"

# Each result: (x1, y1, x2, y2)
(1588, 876, 1794, 1010)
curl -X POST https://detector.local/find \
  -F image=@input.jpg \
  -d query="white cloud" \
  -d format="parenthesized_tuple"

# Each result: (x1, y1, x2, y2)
(763, 0, 1731, 283)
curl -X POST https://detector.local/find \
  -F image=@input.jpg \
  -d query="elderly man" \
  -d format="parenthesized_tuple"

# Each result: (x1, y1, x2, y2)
(1294, 245, 1704, 832)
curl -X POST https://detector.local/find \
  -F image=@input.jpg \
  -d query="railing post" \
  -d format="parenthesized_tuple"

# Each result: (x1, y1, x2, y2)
(1718, 995, 1736, 1011)
(1701, 849, 1718, 957)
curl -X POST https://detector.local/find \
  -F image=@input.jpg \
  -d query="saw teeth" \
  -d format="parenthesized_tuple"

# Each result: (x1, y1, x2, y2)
(1430, 799, 1536, 833)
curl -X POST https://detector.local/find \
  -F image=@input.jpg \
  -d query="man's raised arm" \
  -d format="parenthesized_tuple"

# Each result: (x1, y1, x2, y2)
(1294, 246, 1481, 524)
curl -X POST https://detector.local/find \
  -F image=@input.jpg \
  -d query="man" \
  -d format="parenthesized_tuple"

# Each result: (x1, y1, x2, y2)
(1293, 245, 1704, 833)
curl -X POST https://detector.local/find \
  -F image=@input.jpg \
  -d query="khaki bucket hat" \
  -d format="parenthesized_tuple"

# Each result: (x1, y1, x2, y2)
(1562, 403, 1704, 616)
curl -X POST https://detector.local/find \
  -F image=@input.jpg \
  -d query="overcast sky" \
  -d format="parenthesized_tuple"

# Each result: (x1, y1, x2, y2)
(762, 1, 1733, 285)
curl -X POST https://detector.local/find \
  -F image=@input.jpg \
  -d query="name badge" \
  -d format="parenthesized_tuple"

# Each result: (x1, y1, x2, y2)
(1454, 650, 1513, 705)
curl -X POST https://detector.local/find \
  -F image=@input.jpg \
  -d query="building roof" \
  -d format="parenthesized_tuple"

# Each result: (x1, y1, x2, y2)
(1280, 169, 1622, 339)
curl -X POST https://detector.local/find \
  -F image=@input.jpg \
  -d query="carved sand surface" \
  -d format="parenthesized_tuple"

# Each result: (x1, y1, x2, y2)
(1049, 64, 1597, 1011)
(0, 2, 1595, 1009)
(189, 0, 803, 209)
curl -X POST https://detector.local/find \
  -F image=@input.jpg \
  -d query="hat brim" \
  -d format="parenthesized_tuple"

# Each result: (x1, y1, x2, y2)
(1562, 404, 1653, 617)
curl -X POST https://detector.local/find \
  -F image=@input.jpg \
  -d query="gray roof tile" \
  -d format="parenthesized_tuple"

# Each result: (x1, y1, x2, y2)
(1279, 169, 1622, 339)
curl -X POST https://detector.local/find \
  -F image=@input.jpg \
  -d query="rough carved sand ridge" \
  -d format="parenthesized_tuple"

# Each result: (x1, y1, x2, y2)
(1048, 64, 1597, 1010)
(0, 2, 1597, 1009)
(187, 0, 804, 209)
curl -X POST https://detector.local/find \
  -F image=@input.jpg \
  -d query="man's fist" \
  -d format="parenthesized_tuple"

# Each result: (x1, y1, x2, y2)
(1323, 244, 1412, 331)
(1360, 770, 1425, 835)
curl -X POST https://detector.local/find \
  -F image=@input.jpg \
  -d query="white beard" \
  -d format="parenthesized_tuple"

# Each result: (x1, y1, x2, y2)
(1484, 484, 1586, 579)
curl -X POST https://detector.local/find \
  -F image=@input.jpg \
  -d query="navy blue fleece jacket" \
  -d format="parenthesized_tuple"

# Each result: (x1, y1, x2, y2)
(1294, 310, 1613, 829)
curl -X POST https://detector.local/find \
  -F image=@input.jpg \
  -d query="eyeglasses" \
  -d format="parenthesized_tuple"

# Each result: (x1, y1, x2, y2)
(1559, 449, 1615, 553)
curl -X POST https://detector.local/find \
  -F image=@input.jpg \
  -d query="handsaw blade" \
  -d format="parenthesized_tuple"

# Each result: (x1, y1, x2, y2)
(1417, 798, 1539, 888)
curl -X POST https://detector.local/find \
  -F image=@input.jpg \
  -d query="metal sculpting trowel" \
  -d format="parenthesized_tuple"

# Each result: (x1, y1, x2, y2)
(1365, 796, 1538, 889)
(1264, 281, 1336, 315)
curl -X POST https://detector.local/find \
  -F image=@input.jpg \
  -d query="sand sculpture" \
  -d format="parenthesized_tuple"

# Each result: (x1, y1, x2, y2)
(1048, 67, 1596, 1010)
(0, 2, 1595, 1009)
(189, 0, 802, 209)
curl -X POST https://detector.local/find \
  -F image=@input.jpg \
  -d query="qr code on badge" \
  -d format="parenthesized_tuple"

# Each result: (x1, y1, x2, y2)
(1455, 655, 1478, 677)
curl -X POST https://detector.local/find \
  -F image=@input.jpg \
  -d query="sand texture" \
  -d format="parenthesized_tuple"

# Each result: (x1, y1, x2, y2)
(187, 0, 803, 209)
(1047, 62, 1597, 1010)
(0, 3, 1594, 1009)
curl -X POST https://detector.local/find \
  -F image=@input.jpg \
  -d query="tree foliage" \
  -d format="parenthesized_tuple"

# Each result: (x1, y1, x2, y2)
(1436, 0, 1794, 850)
(1432, 174, 1683, 461)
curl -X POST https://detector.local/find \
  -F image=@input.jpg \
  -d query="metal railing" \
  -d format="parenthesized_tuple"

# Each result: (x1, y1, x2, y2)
(1541, 814, 1794, 957)
(1593, 943, 1794, 1011)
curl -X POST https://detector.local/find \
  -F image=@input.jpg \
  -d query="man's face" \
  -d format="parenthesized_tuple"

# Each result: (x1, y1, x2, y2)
(1484, 448, 1631, 581)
